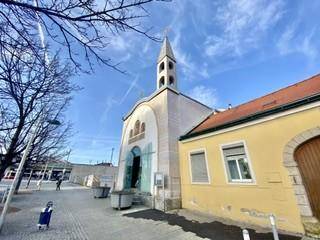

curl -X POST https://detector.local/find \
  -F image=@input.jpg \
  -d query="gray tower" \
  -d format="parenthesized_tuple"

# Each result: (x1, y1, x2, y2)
(157, 37, 177, 90)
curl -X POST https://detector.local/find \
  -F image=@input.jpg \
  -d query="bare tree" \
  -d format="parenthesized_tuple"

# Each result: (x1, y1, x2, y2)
(0, 37, 77, 180)
(0, 0, 168, 72)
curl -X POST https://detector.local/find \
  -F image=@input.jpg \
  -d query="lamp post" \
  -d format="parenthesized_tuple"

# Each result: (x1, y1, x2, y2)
(0, 118, 60, 232)
(62, 149, 71, 180)
(37, 162, 48, 191)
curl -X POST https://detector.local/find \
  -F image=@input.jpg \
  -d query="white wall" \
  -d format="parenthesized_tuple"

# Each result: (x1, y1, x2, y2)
(116, 88, 212, 199)
(116, 104, 158, 193)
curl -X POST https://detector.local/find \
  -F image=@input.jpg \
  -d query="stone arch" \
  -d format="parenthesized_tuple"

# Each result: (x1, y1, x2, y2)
(283, 127, 320, 219)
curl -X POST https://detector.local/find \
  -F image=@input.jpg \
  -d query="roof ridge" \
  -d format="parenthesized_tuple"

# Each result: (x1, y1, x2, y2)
(227, 73, 320, 111)
(183, 73, 320, 138)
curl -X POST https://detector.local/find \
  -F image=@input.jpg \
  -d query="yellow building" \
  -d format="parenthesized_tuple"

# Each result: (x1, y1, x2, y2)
(179, 74, 320, 237)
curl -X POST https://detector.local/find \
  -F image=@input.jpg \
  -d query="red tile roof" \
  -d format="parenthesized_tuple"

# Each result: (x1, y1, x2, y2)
(187, 74, 320, 137)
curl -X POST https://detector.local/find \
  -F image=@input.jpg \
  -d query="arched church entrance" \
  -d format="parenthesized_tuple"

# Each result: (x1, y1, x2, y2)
(124, 146, 142, 189)
(294, 136, 320, 220)
(124, 144, 153, 193)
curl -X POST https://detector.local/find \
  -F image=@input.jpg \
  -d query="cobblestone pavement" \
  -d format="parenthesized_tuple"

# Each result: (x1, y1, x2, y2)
(1, 181, 303, 240)
(1, 181, 206, 240)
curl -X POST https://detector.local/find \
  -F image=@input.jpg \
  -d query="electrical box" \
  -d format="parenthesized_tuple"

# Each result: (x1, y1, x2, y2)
(154, 172, 164, 186)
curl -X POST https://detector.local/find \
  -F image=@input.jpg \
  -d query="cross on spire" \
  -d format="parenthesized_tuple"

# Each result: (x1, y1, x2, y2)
(163, 26, 171, 39)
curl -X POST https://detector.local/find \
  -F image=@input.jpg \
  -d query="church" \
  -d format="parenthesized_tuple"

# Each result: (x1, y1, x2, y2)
(115, 37, 212, 210)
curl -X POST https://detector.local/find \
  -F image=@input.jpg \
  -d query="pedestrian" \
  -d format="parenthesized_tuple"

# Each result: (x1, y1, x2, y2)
(56, 178, 62, 191)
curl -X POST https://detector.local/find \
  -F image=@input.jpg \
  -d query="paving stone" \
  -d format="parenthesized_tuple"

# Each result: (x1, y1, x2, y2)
(1, 181, 207, 240)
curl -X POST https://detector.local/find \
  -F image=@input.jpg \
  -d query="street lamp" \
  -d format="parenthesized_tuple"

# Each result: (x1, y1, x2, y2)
(62, 149, 71, 180)
(0, 118, 61, 232)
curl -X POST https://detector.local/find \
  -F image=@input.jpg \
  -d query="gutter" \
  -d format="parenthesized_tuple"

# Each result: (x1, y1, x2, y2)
(180, 93, 320, 141)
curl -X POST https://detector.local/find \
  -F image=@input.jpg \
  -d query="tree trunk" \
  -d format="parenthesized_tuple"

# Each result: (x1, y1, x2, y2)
(14, 166, 26, 194)
(1, 115, 26, 182)
(0, 163, 9, 182)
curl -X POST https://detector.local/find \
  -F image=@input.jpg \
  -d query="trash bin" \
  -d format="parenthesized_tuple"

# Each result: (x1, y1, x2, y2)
(93, 187, 110, 198)
(37, 201, 53, 230)
(111, 191, 134, 209)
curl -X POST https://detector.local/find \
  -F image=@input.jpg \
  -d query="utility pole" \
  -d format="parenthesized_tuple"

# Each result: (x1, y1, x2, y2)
(37, 162, 48, 190)
(62, 149, 71, 180)
(110, 148, 114, 165)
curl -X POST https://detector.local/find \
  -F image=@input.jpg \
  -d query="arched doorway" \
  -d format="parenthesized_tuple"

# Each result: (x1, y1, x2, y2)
(124, 146, 142, 189)
(295, 136, 320, 220)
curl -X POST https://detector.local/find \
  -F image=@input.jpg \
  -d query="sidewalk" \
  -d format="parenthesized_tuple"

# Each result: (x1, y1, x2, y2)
(0, 181, 303, 240)
(0, 182, 204, 240)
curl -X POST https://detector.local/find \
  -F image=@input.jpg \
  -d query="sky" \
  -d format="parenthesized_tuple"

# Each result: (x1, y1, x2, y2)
(66, 0, 320, 165)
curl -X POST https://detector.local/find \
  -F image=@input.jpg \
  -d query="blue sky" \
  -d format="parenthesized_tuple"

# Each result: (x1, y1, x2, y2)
(66, 0, 320, 165)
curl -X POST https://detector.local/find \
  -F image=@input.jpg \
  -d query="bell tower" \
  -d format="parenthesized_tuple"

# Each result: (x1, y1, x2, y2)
(157, 37, 177, 90)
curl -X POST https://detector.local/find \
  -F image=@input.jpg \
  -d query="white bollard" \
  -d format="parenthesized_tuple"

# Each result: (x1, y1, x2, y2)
(243, 229, 250, 240)
(269, 214, 279, 240)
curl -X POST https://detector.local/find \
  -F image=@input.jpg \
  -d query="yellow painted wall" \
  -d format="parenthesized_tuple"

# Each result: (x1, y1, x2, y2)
(179, 106, 320, 234)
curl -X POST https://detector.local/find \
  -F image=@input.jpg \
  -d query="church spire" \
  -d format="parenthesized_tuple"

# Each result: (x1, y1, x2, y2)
(157, 36, 176, 63)
(156, 37, 177, 90)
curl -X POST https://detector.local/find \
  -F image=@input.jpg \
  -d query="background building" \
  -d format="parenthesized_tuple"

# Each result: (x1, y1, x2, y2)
(69, 163, 118, 187)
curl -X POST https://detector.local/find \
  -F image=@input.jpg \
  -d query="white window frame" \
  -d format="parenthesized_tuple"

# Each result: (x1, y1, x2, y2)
(219, 140, 256, 185)
(188, 148, 211, 185)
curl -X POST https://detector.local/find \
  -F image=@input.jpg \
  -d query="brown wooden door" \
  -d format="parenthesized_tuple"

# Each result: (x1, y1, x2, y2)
(295, 136, 320, 220)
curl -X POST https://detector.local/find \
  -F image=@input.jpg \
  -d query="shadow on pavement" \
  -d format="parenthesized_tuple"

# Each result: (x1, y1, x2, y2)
(0, 206, 21, 214)
(124, 209, 301, 240)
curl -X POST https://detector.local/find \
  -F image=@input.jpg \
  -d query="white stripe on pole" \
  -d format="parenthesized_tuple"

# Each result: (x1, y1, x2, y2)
(33, 0, 49, 63)
(269, 214, 279, 240)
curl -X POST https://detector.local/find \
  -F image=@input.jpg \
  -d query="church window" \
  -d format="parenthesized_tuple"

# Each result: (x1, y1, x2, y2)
(134, 120, 140, 136)
(168, 61, 174, 70)
(129, 129, 133, 138)
(159, 62, 165, 72)
(169, 76, 174, 86)
(141, 122, 145, 133)
(159, 76, 165, 87)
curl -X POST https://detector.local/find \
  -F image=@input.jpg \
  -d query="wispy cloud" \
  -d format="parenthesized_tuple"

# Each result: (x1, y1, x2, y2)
(277, 23, 318, 59)
(162, 1, 211, 82)
(100, 75, 140, 125)
(204, 0, 284, 58)
(188, 86, 218, 108)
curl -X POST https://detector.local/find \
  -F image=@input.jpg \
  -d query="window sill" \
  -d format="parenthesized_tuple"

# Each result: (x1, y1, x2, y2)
(128, 132, 145, 144)
(190, 181, 211, 185)
(227, 180, 257, 185)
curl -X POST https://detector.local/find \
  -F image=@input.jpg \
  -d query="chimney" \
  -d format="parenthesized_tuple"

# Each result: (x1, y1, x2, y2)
(228, 103, 232, 110)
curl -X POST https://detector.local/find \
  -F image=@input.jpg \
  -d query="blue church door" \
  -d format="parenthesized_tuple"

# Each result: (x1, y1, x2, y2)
(124, 146, 141, 189)
(124, 144, 152, 193)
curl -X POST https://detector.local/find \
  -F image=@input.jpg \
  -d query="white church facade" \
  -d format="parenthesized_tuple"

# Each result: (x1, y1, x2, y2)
(115, 37, 212, 210)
